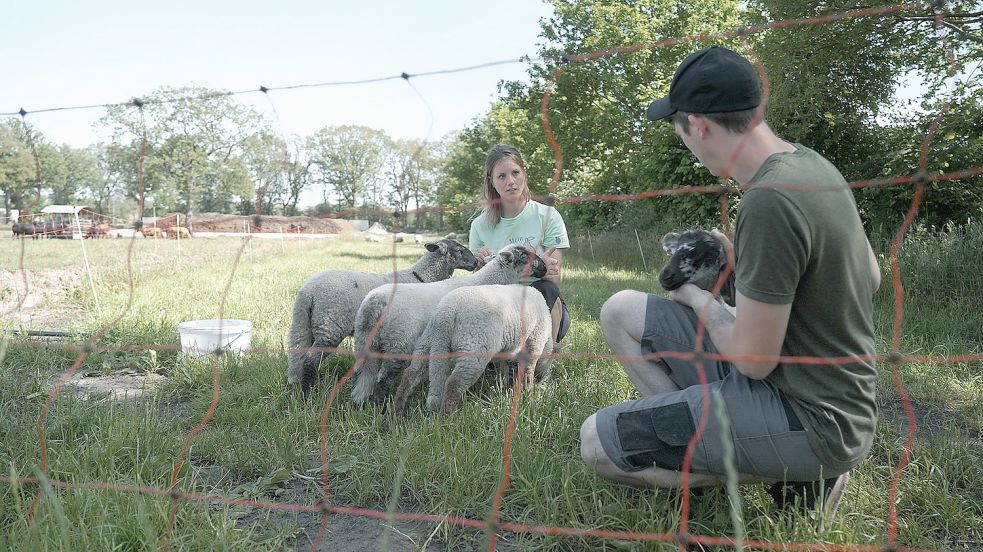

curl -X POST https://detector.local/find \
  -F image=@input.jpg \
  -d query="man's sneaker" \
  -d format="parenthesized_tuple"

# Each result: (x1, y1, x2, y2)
(767, 471, 849, 524)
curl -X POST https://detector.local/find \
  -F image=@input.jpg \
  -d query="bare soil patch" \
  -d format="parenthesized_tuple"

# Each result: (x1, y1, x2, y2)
(166, 213, 362, 235)
(1, 267, 86, 329)
(60, 372, 167, 401)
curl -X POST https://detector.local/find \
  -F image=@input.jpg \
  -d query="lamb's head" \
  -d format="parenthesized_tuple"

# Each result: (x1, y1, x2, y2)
(486, 243, 548, 280)
(659, 230, 736, 307)
(425, 238, 479, 274)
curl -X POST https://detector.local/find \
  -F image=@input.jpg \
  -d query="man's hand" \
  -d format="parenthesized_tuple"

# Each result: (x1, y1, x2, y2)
(710, 228, 735, 268)
(669, 283, 714, 311)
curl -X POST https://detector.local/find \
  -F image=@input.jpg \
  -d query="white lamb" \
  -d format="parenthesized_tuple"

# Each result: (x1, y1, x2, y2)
(287, 238, 477, 396)
(392, 284, 553, 416)
(350, 244, 548, 406)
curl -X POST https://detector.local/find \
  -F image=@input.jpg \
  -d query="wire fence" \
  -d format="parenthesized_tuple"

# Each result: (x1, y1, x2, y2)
(3, 2, 983, 551)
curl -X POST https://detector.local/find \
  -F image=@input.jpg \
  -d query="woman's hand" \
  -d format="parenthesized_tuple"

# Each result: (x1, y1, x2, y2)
(475, 247, 494, 268)
(543, 247, 562, 283)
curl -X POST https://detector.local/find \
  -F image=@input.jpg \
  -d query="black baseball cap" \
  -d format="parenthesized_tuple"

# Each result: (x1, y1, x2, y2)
(646, 45, 761, 121)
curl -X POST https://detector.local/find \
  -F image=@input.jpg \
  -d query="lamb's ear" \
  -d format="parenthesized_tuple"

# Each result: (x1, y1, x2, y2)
(661, 232, 680, 254)
(498, 249, 514, 265)
(425, 241, 446, 254)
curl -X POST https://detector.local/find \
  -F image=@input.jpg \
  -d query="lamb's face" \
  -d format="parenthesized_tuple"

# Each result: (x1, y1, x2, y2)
(426, 239, 479, 272)
(659, 230, 736, 307)
(494, 244, 548, 279)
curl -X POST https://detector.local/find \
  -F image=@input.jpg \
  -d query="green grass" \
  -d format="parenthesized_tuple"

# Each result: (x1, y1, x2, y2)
(2, 227, 982, 551)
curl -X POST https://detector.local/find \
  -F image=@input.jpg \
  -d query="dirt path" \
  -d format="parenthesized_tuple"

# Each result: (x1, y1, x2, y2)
(1, 267, 87, 330)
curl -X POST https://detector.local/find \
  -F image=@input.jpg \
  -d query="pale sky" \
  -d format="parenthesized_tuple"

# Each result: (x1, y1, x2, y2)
(1, 0, 555, 148)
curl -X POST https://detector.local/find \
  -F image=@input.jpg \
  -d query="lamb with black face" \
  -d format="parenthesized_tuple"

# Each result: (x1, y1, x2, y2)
(659, 230, 736, 307)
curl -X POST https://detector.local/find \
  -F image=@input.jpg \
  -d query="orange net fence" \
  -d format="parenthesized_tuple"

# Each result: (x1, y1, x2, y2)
(2, 3, 982, 551)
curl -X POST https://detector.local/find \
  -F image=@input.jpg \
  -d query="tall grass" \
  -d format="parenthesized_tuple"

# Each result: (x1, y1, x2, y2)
(1, 226, 981, 551)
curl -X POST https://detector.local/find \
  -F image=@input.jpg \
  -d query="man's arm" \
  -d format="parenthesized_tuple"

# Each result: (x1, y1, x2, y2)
(866, 238, 881, 292)
(669, 285, 791, 379)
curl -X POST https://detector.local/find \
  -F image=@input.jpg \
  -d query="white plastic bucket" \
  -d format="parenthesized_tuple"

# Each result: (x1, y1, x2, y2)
(177, 319, 252, 356)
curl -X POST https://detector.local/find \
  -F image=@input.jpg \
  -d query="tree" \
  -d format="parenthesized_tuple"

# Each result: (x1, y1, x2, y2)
(280, 139, 313, 215)
(240, 131, 289, 215)
(308, 125, 386, 210)
(99, 86, 270, 215)
(0, 120, 39, 216)
(442, 0, 745, 233)
(44, 144, 102, 206)
(382, 137, 441, 229)
(442, 0, 981, 233)
(748, 0, 982, 229)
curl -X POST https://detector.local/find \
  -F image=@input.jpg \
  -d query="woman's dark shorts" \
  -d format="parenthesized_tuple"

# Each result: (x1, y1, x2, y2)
(529, 279, 570, 342)
(594, 295, 843, 481)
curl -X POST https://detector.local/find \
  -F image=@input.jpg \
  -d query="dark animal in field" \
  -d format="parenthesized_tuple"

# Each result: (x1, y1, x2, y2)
(659, 230, 736, 307)
(11, 223, 34, 239)
(12, 222, 41, 239)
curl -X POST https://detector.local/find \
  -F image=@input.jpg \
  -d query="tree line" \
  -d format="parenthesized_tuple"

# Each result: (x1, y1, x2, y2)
(1, 87, 448, 230)
(2, 1, 980, 234)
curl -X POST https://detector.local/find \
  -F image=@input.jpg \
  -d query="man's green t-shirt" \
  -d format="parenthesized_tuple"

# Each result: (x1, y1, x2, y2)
(735, 144, 878, 472)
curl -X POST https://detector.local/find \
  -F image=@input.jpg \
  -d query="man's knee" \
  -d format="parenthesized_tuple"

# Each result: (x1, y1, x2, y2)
(600, 290, 639, 333)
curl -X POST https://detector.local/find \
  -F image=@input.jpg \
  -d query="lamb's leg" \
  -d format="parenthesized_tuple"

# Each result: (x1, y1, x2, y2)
(350, 352, 379, 406)
(287, 293, 316, 389)
(426, 349, 452, 411)
(394, 358, 428, 414)
(300, 352, 321, 398)
(441, 357, 488, 416)
(371, 359, 406, 406)
(300, 335, 342, 399)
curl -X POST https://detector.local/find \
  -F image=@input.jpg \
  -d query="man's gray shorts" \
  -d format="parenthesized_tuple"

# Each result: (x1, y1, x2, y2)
(595, 295, 838, 481)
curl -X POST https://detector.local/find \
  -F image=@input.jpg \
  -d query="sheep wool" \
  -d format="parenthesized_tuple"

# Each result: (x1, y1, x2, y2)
(287, 238, 477, 397)
(350, 244, 548, 406)
(392, 284, 553, 416)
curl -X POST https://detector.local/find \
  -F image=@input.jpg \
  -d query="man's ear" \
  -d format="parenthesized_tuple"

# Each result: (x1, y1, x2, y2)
(689, 114, 710, 139)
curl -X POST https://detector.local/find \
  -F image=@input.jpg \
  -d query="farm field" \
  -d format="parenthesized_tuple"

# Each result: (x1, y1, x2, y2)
(1, 227, 982, 551)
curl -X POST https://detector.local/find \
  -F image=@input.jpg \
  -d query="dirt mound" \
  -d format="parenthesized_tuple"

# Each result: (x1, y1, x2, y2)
(168, 213, 361, 235)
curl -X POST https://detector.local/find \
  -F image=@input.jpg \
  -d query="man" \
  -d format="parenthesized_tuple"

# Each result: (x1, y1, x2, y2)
(579, 45, 881, 521)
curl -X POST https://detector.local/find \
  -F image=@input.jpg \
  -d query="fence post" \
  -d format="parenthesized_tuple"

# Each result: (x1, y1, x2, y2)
(634, 229, 647, 272)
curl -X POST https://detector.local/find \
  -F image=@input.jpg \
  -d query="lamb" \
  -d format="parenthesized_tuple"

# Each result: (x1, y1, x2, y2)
(350, 243, 548, 406)
(659, 230, 736, 307)
(392, 284, 553, 416)
(287, 238, 478, 396)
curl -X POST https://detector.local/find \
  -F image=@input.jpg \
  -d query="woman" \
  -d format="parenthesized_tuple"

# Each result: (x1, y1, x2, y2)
(469, 144, 570, 349)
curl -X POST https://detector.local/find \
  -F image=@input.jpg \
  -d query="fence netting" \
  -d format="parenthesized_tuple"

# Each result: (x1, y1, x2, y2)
(3, 3, 983, 551)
